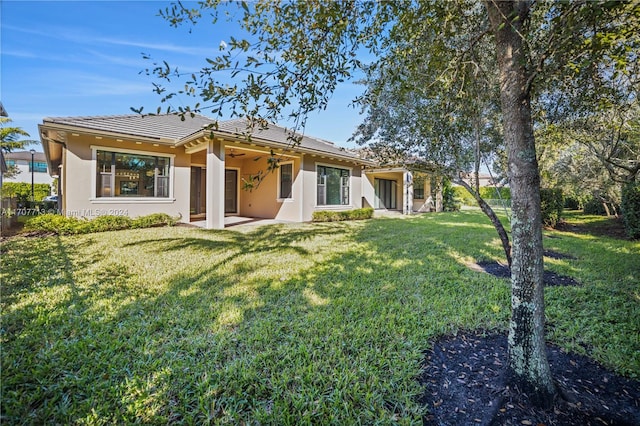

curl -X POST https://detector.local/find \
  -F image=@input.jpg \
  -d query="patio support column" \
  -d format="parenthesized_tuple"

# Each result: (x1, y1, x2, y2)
(206, 139, 225, 229)
(403, 171, 413, 215)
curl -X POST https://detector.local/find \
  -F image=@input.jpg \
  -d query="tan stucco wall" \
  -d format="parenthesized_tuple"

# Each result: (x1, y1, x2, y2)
(59, 132, 369, 224)
(412, 175, 433, 212)
(362, 171, 403, 210)
(234, 155, 302, 221)
(62, 135, 190, 220)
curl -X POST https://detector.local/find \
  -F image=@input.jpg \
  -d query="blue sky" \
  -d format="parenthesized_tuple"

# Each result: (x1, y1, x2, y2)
(1, 1, 364, 152)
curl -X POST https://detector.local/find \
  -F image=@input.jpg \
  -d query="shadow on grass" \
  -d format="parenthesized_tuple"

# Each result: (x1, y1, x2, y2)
(1, 212, 637, 423)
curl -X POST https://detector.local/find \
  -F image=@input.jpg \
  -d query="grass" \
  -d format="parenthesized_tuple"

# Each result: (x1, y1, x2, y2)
(1, 209, 638, 424)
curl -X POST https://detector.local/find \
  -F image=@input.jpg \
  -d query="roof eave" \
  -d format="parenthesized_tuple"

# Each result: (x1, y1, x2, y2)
(39, 124, 63, 178)
(180, 129, 375, 165)
(40, 121, 179, 145)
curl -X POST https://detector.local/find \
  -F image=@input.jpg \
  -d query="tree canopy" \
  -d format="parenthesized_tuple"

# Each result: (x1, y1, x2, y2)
(147, 0, 640, 409)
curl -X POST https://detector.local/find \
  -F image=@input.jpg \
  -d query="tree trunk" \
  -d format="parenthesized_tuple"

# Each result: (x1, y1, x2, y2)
(486, 1, 556, 408)
(435, 177, 443, 212)
(455, 177, 512, 267)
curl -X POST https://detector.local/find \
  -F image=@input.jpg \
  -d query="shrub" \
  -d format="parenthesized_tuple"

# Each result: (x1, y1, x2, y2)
(564, 195, 583, 210)
(540, 188, 564, 228)
(90, 215, 133, 232)
(452, 186, 476, 206)
(24, 212, 179, 235)
(131, 213, 178, 228)
(442, 179, 460, 212)
(23, 214, 90, 235)
(312, 207, 374, 222)
(1, 182, 51, 202)
(583, 198, 607, 215)
(479, 186, 511, 200)
(583, 197, 620, 216)
(621, 182, 640, 239)
(452, 185, 511, 207)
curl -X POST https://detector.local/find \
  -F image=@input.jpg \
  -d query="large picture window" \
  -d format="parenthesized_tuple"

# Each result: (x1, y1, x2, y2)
(279, 162, 293, 199)
(317, 165, 350, 206)
(96, 150, 170, 198)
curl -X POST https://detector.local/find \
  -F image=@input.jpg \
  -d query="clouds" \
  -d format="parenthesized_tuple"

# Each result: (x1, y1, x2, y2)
(1, 1, 363, 150)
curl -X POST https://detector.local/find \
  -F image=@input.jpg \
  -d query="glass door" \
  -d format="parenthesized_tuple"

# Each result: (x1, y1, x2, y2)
(225, 169, 238, 214)
(374, 178, 397, 210)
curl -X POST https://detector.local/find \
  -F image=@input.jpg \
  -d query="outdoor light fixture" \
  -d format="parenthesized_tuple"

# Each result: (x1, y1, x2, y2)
(30, 149, 36, 202)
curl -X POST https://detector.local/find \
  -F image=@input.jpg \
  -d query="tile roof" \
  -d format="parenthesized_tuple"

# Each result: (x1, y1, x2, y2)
(42, 113, 214, 142)
(4, 150, 47, 162)
(42, 114, 368, 161)
(216, 118, 361, 159)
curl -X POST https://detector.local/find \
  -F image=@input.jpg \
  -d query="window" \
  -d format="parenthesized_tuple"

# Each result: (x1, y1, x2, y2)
(317, 165, 350, 206)
(413, 178, 424, 199)
(29, 162, 47, 173)
(279, 162, 293, 199)
(95, 150, 170, 198)
(6, 160, 16, 167)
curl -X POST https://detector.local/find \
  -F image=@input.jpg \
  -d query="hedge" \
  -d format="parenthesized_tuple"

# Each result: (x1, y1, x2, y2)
(453, 186, 476, 205)
(583, 197, 620, 216)
(540, 188, 564, 228)
(453, 185, 511, 206)
(479, 186, 511, 200)
(621, 182, 640, 239)
(312, 207, 374, 222)
(23, 213, 178, 235)
(1, 182, 51, 202)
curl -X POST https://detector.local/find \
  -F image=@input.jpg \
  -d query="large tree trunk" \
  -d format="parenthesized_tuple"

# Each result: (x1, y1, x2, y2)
(486, 1, 556, 408)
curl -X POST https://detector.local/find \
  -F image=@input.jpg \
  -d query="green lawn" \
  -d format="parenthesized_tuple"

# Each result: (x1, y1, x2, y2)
(2, 210, 638, 424)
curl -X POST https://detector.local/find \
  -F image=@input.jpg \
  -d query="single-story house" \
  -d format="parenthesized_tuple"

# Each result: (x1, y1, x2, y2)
(39, 114, 436, 229)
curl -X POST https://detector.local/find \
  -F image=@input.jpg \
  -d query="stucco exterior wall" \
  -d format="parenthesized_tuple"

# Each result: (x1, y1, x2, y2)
(62, 135, 190, 220)
(362, 170, 403, 211)
(412, 175, 433, 212)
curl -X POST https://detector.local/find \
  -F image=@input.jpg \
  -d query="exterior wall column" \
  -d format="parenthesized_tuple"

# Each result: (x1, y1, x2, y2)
(403, 171, 413, 215)
(205, 139, 225, 229)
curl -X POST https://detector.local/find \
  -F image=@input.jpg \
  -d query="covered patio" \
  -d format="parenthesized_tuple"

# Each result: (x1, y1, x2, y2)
(189, 215, 295, 228)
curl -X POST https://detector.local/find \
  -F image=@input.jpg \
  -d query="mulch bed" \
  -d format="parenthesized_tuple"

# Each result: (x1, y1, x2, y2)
(469, 261, 580, 287)
(467, 249, 581, 287)
(420, 332, 640, 426)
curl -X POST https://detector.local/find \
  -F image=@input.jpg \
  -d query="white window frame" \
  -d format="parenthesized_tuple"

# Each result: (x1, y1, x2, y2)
(90, 145, 176, 203)
(315, 163, 352, 208)
(277, 161, 295, 202)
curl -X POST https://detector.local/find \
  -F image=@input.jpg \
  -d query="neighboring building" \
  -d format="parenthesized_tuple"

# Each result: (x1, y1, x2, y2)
(39, 114, 435, 229)
(458, 172, 504, 188)
(3, 150, 55, 188)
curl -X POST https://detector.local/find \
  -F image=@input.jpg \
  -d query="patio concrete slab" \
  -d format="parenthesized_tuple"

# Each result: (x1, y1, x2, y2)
(188, 216, 294, 229)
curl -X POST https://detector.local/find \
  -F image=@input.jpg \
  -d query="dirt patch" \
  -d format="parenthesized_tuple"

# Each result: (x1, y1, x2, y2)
(470, 261, 581, 287)
(420, 332, 640, 425)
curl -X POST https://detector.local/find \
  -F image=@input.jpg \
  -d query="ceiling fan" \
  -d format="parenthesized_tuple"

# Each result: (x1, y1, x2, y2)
(228, 149, 246, 158)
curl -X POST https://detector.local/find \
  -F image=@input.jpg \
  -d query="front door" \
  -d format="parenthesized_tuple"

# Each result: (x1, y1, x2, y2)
(374, 178, 397, 210)
(225, 169, 238, 214)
